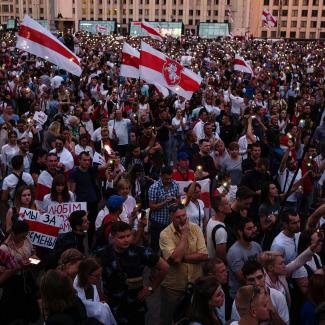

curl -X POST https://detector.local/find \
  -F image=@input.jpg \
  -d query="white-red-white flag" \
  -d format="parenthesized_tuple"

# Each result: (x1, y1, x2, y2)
(234, 54, 254, 75)
(96, 24, 108, 33)
(133, 21, 164, 41)
(226, 5, 234, 23)
(120, 42, 140, 79)
(262, 8, 277, 28)
(120, 43, 169, 97)
(139, 41, 202, 100)
(16, 16, 82, 76)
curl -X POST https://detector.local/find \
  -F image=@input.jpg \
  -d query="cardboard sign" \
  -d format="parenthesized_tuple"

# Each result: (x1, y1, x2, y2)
(33, 111, 48, 125)
(48, 202, 87, 233)
(19, 208, 63, 249)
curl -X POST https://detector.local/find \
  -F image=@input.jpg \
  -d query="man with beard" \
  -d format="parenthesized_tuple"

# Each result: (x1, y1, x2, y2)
(278, 148, 302, 212)
(226, 217, 262, 300)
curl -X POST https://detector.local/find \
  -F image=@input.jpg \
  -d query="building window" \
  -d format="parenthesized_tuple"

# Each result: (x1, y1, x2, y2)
(280, 31, 286, 37)
(320, 32, 325, 38)
(292, 0, 299, 5)
(196, 10, 201, 15)
(302, 0, 309, 4)
(283, 0, 288, 5)
(189, 10, 193, 16)
(291, 20, 297, 27)
(189, 19, 193, 25)
(292, 10, 298, 17)
(162, 9, 166, 14)
(310, 32, 316, 38)
(264, 0, 269, 4)
(273, 0, 279, 5)
(301, 20, 307, 27)
(179, 9, 183, 15)
(271, 31, 276, 37)
(261, 30, 267, 37)
(273, 10, 278, 16)
(310, 20, 317, 27)
(301, 10, 308, 16)
(281, 21, 287, 27)
(322, 10, 325, 16)
(321, 21, 325, 27)
(129, 9, 133, 14)
(214, 10, 218, 15)
(281, 10, 288, 16)
(139, 9, 142, 14)
(290, 31, 296, 38)
(313, 0, 319, 4)
(312, 10, 318, 16)
(300, 32, 306, 38)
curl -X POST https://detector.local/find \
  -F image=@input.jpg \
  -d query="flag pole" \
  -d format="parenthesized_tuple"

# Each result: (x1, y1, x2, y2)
(277, 0, 282, 38)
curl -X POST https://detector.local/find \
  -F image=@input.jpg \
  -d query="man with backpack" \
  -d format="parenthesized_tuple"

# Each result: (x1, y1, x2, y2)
(1, 154, 34, 208)
(206, 195, 233, 261)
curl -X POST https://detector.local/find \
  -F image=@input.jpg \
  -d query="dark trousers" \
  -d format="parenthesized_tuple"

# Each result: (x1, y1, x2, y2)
(87, 201, 99, 246)
(149, 220, 168, 253)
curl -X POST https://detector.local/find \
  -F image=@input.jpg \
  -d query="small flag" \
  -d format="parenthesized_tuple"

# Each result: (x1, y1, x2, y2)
(262, 8, 277, 28)
(226, 5, 234, 24)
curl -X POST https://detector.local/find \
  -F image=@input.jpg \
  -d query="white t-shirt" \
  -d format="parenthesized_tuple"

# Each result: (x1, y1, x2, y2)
(2, 172, 34, 200)
(185, 200, 205, 229)
(292, 253, 322, 279)
(172, 117, 186, 132)
(278, 168, 302, 202)
(75, 144, 94, 158)
(206, 218, 227, 258)
(108, 119, 131, 145)
(1, 144, 19, 167)
(50, 147, 74, 172)
(271, 231, 301, 264)
(42, 191, 76, 212)
(230, 94, 244, 115)
(231, 287, 289, 325)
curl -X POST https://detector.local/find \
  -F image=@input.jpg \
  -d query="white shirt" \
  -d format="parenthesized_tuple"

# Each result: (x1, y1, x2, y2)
(206, 219, 227, 258)
(42, 191, 76, 212)
(1, 144, 19, 167)
(172, 117, 186, 132)
(51, 75, 64, 89)
(2, 172, 34, 201)
(81, 119, 94, 135)
(108, 119, 131, 145)
(238, 135, 259, 159)
(271, 231, 301, 264)
(278, 168, 302, 202)
(50, 147, 74, 172)
(292, 253, 322, 279)
(193, 120, 205, 141)
(75, 144, 94, 158)
(229, 94, 244, 115)
(231, 287, 289, 325)
(185, 200, 205, 229)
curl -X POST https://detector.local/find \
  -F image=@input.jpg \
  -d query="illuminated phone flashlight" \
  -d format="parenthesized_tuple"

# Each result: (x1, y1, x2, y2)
(251, 115, 256, 119)
(104, 144, 111, 154)
(309, 156, 313, 160)
(223, 182, 228, 187)
(196, 165, 203, 172)
(287, 133, 292, 139)
(181, 197, 187, 205)
(27, 118, 31, 124)
(307, 162, 311, 167)
(136, 203, 141, 209)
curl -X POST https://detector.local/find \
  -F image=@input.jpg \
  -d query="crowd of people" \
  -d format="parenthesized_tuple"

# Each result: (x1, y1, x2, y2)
(0, 28, 325, 325)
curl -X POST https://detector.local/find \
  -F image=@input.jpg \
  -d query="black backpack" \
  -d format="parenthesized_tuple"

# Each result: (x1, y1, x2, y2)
(12, 172, 27, 199)
(173, 282, 195, 325)
(211, 223, 236, 252)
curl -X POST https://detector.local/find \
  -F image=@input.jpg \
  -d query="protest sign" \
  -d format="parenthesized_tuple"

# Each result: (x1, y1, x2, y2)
(48, 202, 87, 233)
(33, 111, 48, 125)
(19, 208, 63, 249)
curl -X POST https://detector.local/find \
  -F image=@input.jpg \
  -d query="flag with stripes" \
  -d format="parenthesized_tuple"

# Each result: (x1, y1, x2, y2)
(262, 8, 277, 28)
(16, 15, 82, 76)
(234, 54, 254, 75)
(226, 5, 234, 23)
(139, 41, 202, 100)
(133, 21, 164, 41)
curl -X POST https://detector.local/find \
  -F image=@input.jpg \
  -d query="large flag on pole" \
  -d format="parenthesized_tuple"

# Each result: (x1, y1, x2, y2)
(234, 54, 254, 75)
(226, 5, 234, 23)
(133, 21, 164, 41)
(262, 8, 277, 28)
(139, 41, 202, 100)
(120, 43, 169, 97)
(16, 16, 82, 76)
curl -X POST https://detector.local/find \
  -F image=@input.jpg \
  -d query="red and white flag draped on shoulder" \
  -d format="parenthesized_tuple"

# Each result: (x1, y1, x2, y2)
(16, 15, 82, 76)
(139, 41, 202, 100)
(234, 54, 254, 76)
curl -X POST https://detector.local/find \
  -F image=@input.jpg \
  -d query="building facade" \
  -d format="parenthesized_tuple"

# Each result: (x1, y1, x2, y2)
(1, 0, 325, 38)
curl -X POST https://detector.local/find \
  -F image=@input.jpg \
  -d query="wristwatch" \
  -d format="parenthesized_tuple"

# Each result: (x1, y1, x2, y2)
(148, 286, 154, 294)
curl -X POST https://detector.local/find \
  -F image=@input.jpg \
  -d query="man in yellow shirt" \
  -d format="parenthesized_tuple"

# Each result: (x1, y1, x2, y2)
(159, 203, 208, 325)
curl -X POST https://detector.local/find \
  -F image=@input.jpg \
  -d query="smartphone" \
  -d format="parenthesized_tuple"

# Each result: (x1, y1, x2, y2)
(29, 257, 41, 265)
(299, 119, 305, 128)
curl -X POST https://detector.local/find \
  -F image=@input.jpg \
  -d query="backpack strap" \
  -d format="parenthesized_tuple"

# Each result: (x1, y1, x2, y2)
(211, 224, 226, 249)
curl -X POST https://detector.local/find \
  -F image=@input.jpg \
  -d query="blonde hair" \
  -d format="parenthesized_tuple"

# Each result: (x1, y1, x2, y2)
(49, 121, 61, 135)
(259, 251, 282, 270)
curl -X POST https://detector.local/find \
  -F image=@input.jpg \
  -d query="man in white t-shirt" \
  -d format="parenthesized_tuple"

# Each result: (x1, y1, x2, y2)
(231, 260, 289, 325)
(229, 89, 244, 118)
(207, 195, 232, 260)
(271, 210, 301, 264)
(49, 136, 74, 172)
(108, 109, 131, 155)
(91, 116, 109, 143)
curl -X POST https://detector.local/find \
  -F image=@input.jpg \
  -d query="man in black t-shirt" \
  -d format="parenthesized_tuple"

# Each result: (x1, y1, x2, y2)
(96, 221, 169, 325)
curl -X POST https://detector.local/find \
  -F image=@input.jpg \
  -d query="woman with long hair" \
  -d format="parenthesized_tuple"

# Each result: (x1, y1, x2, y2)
(30, 147, 47, 183)
(187, 276, 224, 325)
(5, 185, 36, 233)
(41, 269, 97, 325)
(73, 257, 116, 324)
(0, 220, 40, 324)
(43, 174, 75, 212)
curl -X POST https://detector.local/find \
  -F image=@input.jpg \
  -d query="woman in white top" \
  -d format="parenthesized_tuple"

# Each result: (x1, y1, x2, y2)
(172, 109, 187, 152)
(42, 174, 75, 213)
(75, 133, 94, 158)
(73, 257, 116, 325)
(183, 180, 206, 231)
(1, 130, 19, 174)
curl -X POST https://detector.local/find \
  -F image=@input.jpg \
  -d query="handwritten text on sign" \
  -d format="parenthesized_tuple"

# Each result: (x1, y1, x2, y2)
(19, 208, 63, 249)
(48, 202, 87, 233)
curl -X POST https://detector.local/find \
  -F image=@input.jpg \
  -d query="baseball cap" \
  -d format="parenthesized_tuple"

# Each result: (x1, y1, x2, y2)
(107, 195, 126, 209)
(177, 152, 189, 161)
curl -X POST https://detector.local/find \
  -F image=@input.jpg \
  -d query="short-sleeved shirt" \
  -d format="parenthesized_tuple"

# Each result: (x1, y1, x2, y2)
(227, 240, 262, 298)
(95, 244, 159, 322)
(2, 172, 34, 201)
(69, 166, 98, 203)
(159, 222, 208, 291)
(206, 219, 227, 258)
(148, 178, 179, 225)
